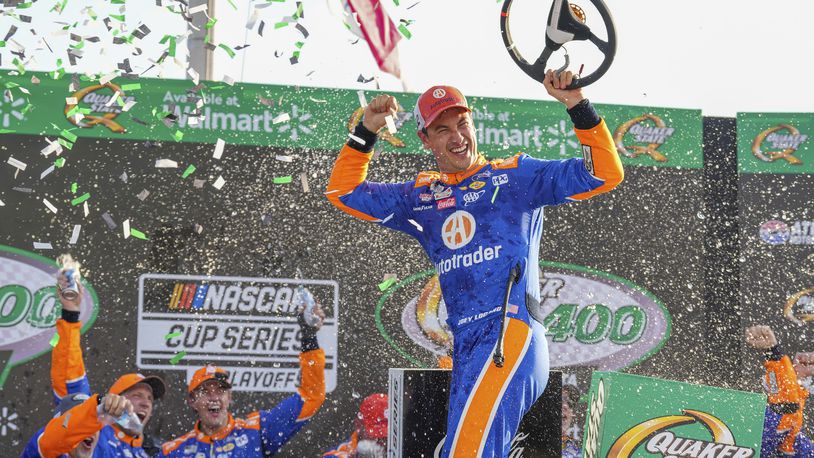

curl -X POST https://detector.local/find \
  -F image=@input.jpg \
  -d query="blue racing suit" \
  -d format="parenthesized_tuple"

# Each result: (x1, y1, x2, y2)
(20, 315, 150, 458)
(327, 100, 623, 457)
(760, 347, 812, 457)
(158, 349, 326, 457)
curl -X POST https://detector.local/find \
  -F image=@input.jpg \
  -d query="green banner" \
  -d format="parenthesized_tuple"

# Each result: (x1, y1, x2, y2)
(582, 371, 765, 458)
(738, 112, 814, 174)
(0, 70, 701, 167)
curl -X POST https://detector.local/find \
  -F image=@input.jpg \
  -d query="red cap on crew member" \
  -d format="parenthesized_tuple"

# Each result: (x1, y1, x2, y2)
(414, 85, 471, 132)
(357, 393, 389, 439)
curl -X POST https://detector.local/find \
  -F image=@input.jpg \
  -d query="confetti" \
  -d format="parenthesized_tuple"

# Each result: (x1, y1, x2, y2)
(60, 130, 78, 143)
(272, 113, 290, 124)
(121, 83, 141, 91)
(7, 156, 27, 171)
(0, 199, 4, 206)
(212, 176, 226, 190)
(398, 24, 412, 39)
(69, 224, 81, 244)
(101, 212, 117, 230)
(295, 23, 309, 38)
(123, 219, 131, 239)
(165, 331, 183, 340)
(65, 97, 78, 105)
(130, 228, 148, 240)
(188, 4, 207, 14)
(12, 187, 33, 193)
(54, 157, 66, 168)
(40, 165, 55, 179)
(99, 71, 117, 85)
(49, 333, 60, 347)
(213, 138, 225, 159)
(223, 74, 235, 85)
(275, 155, 293, 162)
(71, 193, 90, 206)
(187, 67, 200, 85)
(357, 74, 375, 83)
(169, 351, 187, 364)
(385, 115, 397, 134)
(83, 201, 89, 217)
(491, 185, 500, 203)
(173, 130, 184, 142)
(122, 100, 136, 111)
(155, 159, 178, 168)
(43, 198, 58, 214)
(181, 164, 196, 178)
(408, 219, 423, 232)
(357, 90, 367, 107)
(33, 242, 53, 250)
(193, 179, 206, 188)
(137, 189, 150, 201)
(273, 176, 292, 184)
(71, 183, 78, 194)
(300, 171, 310, 193)
(120, 172, 128, 182)
(378, 277, 398, 291)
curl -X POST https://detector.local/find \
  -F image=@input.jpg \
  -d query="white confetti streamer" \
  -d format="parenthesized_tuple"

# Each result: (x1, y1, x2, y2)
(33, 242, 53, 250)
(357, 90, 367, 108)
(83, 201, 89, 217)
(187, 67, 200, 85)
(212, 176, 226, 190)
(7, 157, 27, 171)
(188, 4, 207, 14)
(122, 100, 137, 112)
(40, 165, 55, 179)
(300, 171, 310, 193)
(105, 91, 121, 107)
(223, 75, 235, 86)
(123, 219, 131, 239)
(275, 155, 293, 162)
(69, 225, 81, 244)
(213, 138, 225, 159)
(41, 139, 62, 156)
(65, 97, 78, 105)
(385, 115, 397, 134)
(272, 113, 290, 124)
(43, 198, 58, 214)
(99, 71, 117, 85)
(155, 159, 178, 168)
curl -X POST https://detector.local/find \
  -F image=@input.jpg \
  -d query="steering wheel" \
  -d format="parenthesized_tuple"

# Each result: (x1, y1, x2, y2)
(500, 0, 616, 89)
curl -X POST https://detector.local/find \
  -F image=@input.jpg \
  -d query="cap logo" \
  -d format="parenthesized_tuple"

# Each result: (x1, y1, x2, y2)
(432, 88, 447, 99)
(205, 365, 216, 375)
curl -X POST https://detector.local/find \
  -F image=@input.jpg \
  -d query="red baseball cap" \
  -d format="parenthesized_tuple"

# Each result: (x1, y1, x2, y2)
(357, 393, 388, 439)
(188, 364, 231, 393)
(109, 373, 166, 400)
(414, 85, 470, 131)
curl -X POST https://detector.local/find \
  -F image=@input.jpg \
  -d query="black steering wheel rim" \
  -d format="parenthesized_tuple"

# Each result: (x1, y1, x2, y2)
(500, 0, 617, 89)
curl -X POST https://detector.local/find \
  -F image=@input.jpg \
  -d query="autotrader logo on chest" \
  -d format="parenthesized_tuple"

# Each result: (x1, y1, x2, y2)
(441, 211, 476, 249)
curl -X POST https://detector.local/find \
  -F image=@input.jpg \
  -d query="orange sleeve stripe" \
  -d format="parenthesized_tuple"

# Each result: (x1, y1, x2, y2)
(325, 145, 380, 222)
(161, 430, 197, 455)
(297, 349, 326, 421)
(51, 319, 85, 398)
(38, 394, 102, 458)
(765, 356, 808, 405)
(568, 119, 624, 201)
(449, 319, 532, 457)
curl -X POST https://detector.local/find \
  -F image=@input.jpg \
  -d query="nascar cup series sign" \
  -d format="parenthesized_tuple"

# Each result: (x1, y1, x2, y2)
(0, 245, 98, 388)
(136, 274, 338, 393)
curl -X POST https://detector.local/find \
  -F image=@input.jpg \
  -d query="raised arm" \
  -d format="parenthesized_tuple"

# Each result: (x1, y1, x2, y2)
(51, 273, 91, 404)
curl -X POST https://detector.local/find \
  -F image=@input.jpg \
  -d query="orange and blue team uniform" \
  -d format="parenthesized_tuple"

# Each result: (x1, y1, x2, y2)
(761, 347, 812, 457)
(20, 316, 150, 458)
(327, 100, 623, 457)
(157, 349, 326, 457)
(322, 431, 358, 457)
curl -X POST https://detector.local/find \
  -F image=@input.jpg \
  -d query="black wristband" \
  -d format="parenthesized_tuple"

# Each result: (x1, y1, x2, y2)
(567, 99, 601, 130)
(347, 122, 378, 153)
(764, 345, 783, 361)
(300, 335, 320, 352)
(61, 309, 80, 323)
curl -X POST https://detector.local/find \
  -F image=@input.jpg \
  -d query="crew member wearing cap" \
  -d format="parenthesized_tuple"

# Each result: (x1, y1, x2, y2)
(158, 306, 327, 457)
(326, 70, 623, 457)
(323, 393, 388, 457)
(20, 271, 167, 458)
(561, 384, 582, 458)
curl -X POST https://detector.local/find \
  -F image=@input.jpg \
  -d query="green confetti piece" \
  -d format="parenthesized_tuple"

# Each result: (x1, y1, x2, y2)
(60, 130, 78, 142)
(169, 351, 187, 364)
(292, 50, 300, 59)
(491, 185, 500, 203)
(21, 103, 34, 115)
(205, 18, 217, 29)
(17, 2, 33, 8)
(115, 95, 125, 107)
(71, 183, 78, 193)
(12, 57, 25, 74)
(273, 176, 293, 184)
(49, 333, 60, 347)
(226, 0, 237, 10)
(294, 2, 304, 19)
(65, 105, 80, 117)
(51, 68, 65, 80)
(274, 21, 289, 29)
(71, 193, 91, 206)
(4, 82, 19, 88)
(78, 108, 92, 114)
(398, 24, 412, 39)
(120, 83, 141, 91)
(111, 0, 126, 4)
(57, 138, 74, 150)
(393, 0, 400, 4)
(130, 228, 149, 240)
(70, 40, 86, 50)
(110, 14, 126, 22)
(218, 43, 235, 58)
(0, 129, 16, 134)
(295, 41, 304, 49)
(378, 277, 398, 291)
(0, 41, 6, 47)
(181, 164, 196, 178)
(165, 331, 182, 340)
(55, 157, 66, 168)
(173, 130, 184, 142)
(208, 85, 225, 90)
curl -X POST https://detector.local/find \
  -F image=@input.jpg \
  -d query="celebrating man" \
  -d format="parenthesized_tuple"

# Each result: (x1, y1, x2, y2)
(326, 70, 623, 457)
